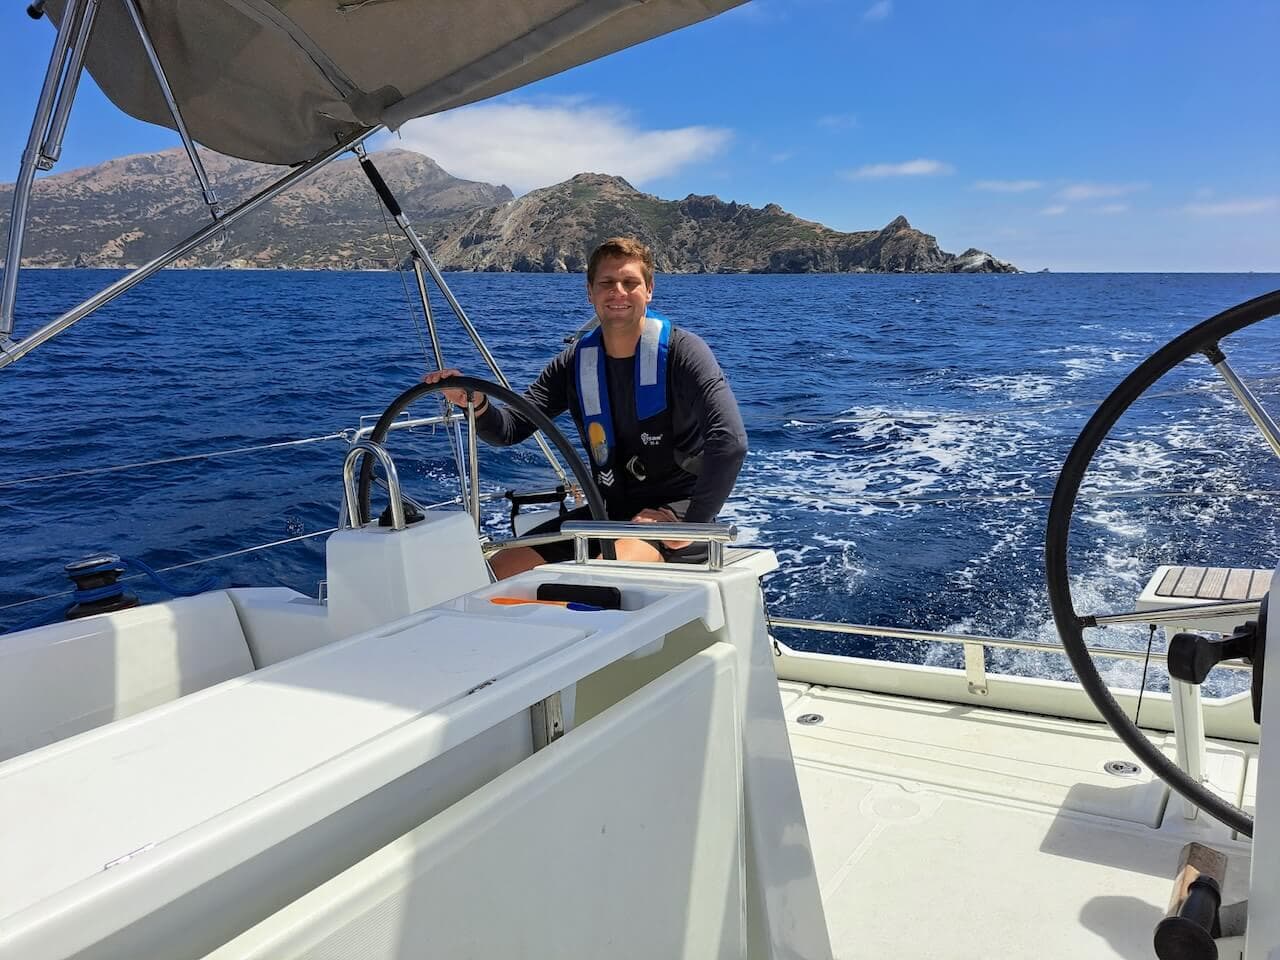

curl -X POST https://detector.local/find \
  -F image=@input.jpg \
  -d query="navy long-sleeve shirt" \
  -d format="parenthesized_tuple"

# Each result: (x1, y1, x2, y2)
(475, 328, 747, 523)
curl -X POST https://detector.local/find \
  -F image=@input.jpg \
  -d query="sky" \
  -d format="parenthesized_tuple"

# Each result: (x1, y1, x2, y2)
(2, 1, 1278, 272)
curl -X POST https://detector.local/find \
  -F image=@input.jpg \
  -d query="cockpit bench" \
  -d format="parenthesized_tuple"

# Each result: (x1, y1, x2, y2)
(0, 591, 257, 762)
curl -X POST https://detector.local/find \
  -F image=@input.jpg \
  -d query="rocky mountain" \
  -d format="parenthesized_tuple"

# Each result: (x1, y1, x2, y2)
(0, 148, 512, 270)
(430, 174, 1013, 273)
(1, 150, 1016, 273)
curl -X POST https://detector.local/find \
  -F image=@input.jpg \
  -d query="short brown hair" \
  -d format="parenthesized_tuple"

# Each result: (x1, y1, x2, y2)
(587, 237, 655, 287)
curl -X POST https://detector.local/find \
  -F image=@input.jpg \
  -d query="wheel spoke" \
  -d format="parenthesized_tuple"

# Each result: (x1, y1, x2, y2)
(1204, 342, 1280, 461)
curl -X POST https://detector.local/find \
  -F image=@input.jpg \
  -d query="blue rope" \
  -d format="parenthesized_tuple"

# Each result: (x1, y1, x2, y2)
(121, 556, 221, 598)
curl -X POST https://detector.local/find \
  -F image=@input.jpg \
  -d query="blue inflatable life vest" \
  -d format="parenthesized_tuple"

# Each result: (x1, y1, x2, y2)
(573, 310, 671, 473)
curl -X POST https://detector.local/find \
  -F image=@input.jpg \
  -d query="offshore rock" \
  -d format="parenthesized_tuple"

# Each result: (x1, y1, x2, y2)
(1, 150, 1015, 273)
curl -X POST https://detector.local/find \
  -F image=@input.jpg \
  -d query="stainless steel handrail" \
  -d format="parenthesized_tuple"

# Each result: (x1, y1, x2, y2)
(560, 520, 738, 570)
(352, 412, 458, 440)
(342, 440, 405, 531)
(1089, 599, 1261, 627)
(482, 529, 575, 558)
(769, 615, 1251, 672)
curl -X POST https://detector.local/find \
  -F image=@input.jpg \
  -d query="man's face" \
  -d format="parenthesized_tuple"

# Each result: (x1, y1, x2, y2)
(588, 255, 654, 330)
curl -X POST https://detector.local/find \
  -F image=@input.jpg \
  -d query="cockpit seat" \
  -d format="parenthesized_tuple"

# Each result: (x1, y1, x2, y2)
(0, 591, 255, 762)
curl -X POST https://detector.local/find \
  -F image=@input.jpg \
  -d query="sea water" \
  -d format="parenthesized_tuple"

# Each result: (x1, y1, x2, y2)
(3, 269, 1279, 695)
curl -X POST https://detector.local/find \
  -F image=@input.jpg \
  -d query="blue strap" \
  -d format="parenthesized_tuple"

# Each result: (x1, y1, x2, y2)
(575, 324, 614, 468)
(635, 311, 671, 420)
(574, 311, 670, 468)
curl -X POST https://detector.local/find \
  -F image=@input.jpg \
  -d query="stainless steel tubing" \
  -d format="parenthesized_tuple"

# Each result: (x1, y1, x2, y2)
(482, 530, 574, 557)
(560, 520, 738, 570)
(342, 439, 405, 530)
(411, 255, 471, 509)
(1, 0, 83, 339)
(352, 412, 460, 440)
(768, 616, 1251, 671)
(467, 397, 481, 529)
(353, 146, 571, 491)
(1089, 600, 1261, 627)
(409, 245, 574, 491)
(0, 126, 379, 369)
(39, 0, 100, 167)
(1212, 356, 1280, 460)
(121, 0, 220, 215)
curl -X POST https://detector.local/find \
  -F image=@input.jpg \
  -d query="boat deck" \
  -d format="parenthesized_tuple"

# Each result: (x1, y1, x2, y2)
(780, 681, 1256, 960)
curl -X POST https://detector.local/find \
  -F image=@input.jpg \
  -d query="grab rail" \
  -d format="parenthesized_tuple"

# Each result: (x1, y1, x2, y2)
(342, 440, 405, 530)
(560, 520, 737, 570)
(769, 615, 1251, 671)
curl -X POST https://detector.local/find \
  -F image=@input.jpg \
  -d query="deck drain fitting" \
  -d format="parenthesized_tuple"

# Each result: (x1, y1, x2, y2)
(1104, 759, 1143, 778)
(796, 713, 824, 726)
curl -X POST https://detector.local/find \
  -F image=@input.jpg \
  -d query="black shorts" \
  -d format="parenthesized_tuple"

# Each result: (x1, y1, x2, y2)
(525, 502, 710, 565)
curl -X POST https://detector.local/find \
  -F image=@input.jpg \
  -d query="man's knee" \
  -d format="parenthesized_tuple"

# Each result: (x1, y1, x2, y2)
(490, 546, 545, 580)
(613, 538, 664, 563)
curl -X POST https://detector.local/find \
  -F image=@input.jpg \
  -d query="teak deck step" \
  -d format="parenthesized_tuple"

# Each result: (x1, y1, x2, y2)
(1155, 565, 1270, 602)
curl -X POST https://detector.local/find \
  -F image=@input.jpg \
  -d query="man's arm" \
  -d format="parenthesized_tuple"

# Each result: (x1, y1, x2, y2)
(672, 331, 748, 524)
(472, 346, 574, 446)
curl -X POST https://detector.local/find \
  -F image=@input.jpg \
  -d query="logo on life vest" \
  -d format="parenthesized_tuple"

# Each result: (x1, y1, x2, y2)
(598, 469, 615, 487)
(640, 432, 663, 446)
(587, 422, 609, 465)
(626, 455, 647, 482)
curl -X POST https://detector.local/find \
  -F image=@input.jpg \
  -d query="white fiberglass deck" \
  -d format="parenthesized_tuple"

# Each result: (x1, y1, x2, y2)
(780, 682, 1256, 960)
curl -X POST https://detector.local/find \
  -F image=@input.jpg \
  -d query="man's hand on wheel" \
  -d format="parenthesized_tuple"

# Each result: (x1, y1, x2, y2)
(632, 506, 691, 550)
(423, 368, 486, 412)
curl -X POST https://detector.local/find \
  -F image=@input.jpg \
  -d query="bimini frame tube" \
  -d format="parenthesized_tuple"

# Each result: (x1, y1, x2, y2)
(410, 253, 473, 509)
(354, 145, 573, 491)
(39, 0, 101, 169)
(0, 126, 380, 371)
(1, 0, 85, 344)
(120, 0, 221, 218)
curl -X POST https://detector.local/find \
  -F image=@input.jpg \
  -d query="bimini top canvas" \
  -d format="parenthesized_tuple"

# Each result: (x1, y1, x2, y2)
(42, 0, 744, 165)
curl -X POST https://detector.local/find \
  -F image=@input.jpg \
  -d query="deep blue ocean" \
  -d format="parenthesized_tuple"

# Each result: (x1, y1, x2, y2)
(3, 269, 1279, 696)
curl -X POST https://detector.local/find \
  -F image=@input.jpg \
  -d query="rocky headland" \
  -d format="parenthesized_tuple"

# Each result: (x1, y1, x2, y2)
(0, 149, 1016, 273)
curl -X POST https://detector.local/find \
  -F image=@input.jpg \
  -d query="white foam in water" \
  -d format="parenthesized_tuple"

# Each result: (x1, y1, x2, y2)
(1081, 506, 1147, 539)
(963, 374, 1058, 401)
(740, 403, 1041, 518)
(716, 501, 768, 545)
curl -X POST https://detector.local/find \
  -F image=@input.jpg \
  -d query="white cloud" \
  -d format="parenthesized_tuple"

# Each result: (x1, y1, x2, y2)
(388, 102, 731, 194)
(1041, 205, 1068, 216)
(1184, 196, 1278, 216)
(818, 113, 858, 130)
(1096, 203, 1129, 214)
(844, 158, 954, 179)
(1058, 182, 1146, 201)
(769, 151, 795, 164)
(726, 1, 788, 23)
(973, 179, 1042, 193)
(864, 1, 892, 21)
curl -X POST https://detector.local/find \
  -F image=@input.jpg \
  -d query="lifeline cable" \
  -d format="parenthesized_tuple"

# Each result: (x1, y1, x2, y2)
(0, 431, 349, 488)
(1132, 622, 1158, 727)
(0, 527, 338, 615)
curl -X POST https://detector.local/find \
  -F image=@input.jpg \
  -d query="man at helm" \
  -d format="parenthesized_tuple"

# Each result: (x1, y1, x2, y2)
(426, 237, 747, 579)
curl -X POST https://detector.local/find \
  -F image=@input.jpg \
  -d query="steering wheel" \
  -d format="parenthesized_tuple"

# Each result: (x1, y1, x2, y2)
(1046, 288, 1280, 838)
(355, 375, 613, 558)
